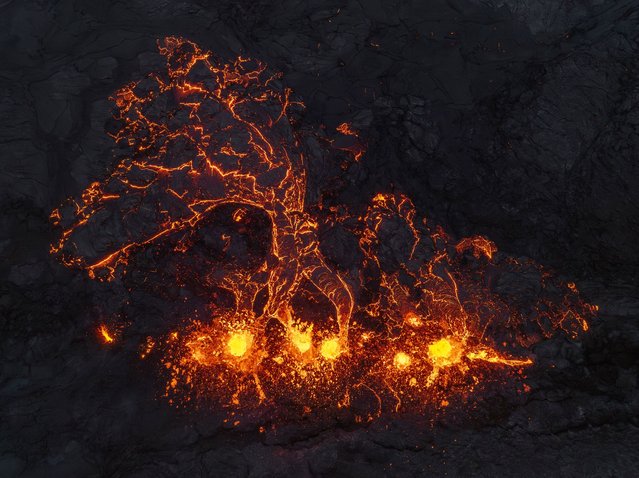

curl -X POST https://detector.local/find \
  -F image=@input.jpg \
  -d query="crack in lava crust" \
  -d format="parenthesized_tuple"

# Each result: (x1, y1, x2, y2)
(50, 37, 597, 423)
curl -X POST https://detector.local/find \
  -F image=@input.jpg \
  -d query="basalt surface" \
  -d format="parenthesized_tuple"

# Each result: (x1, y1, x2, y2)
(1, 1, 639, 477)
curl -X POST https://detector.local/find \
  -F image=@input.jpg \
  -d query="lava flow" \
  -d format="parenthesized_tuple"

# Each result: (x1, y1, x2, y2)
(50, 37, 597, 421)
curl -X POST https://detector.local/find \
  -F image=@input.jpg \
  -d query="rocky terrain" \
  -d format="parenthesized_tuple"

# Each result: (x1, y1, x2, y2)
(1, 0, 639, 476)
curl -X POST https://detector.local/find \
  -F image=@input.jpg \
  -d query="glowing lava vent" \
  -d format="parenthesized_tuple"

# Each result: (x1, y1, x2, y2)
(50, 37, 596, 421)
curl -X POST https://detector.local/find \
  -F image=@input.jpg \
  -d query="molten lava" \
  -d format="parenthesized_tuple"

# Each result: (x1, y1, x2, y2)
(98, 324, 115, 344)
(428, 338, 456, 365)
(50, 36, 597, 421)
(227, 331, 251, 358)
(289, 324, 313, 354)
(320, 337, 342, 361)
(393, 352, 411, 369)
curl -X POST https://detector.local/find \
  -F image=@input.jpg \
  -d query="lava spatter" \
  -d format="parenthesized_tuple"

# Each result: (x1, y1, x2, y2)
(50, 37, 597, 421)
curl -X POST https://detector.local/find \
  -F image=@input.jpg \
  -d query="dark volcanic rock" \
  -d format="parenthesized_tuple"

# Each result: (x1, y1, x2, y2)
(1, 0, 639, 476)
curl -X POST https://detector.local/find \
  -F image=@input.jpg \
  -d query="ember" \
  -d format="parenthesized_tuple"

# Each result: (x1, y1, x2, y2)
(50, 37, 596, 421)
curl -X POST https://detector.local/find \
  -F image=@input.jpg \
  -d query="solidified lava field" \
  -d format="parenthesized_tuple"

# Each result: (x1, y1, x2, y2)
(2, 1, 639, 477)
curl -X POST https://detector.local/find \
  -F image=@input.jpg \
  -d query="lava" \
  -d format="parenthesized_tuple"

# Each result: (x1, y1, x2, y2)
(319, 337, 342, 361)
(97, 324, 115, 344)
(289, 323, 313, 354)
(227, 331, 251, 358)
(428, 338, 457, 365)
(393, 352, 411, 369)
(50, 36, 597, 421)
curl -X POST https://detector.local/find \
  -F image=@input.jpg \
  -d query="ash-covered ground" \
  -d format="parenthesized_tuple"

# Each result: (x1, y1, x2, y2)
(1, 0, 639, 476)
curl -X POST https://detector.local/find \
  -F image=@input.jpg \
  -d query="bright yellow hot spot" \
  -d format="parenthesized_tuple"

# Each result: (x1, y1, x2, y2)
(320, 337, 341, 360)
(405, 314, 423, 328)
(393, 352, 411, 369)
(227, 331, 251, 357)
(289, 325, 313, 353)
(428, 338, 452, 359)
(98, 324, 115, 344)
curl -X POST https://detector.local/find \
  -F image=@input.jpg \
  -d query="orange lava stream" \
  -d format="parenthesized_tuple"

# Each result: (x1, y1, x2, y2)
(51, 37, 597, 420)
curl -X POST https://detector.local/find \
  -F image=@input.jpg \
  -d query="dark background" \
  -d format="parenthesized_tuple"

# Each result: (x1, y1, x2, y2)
(1, 0, 639, 476)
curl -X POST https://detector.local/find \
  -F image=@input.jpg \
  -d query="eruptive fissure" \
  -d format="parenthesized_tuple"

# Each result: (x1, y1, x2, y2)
(50, 37, 596, 422)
